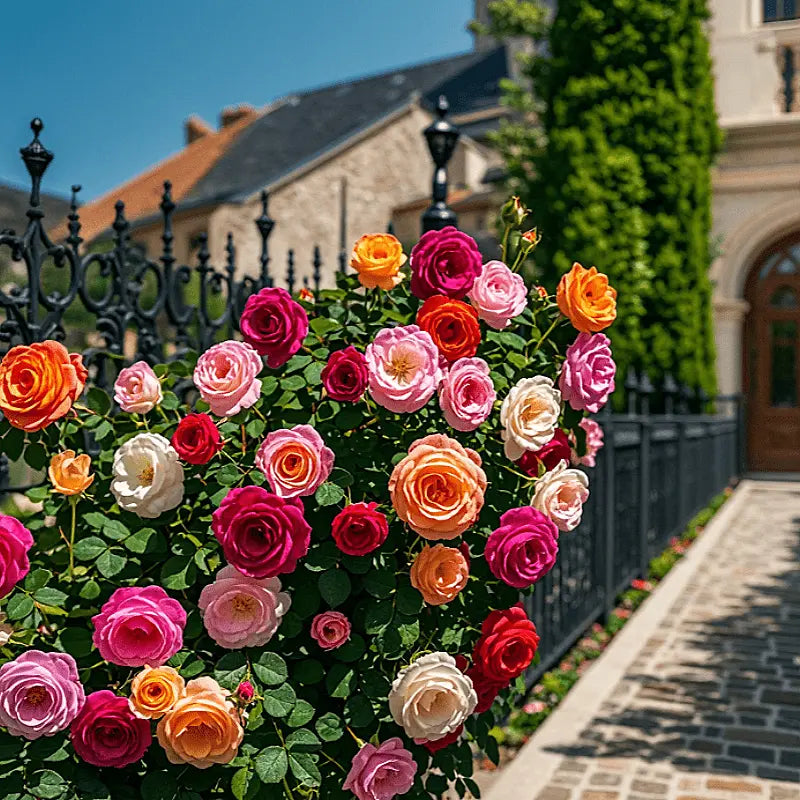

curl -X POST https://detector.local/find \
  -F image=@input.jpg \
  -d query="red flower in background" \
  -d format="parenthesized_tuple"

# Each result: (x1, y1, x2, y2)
(171, 413, 223, 465)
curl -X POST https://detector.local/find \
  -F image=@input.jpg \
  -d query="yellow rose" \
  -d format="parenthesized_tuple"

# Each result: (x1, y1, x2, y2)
(350, 233, 406, 290)
(129, 666, 185, 719)
(48, 450, 94, 496)
(156, 677, 243, 768)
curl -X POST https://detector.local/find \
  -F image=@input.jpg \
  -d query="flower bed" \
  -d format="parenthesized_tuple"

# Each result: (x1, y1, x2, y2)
(0, 199, 617, 800)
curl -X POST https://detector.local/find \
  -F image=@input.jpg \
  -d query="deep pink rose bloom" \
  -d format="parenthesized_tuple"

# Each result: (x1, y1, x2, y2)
(70, 690, 151, 768)
(321, 346, 368, 402)
(240, 287, 308, 368)
(365, 325, 443, 413)
(0, 650, 85, 740)
(310, 611, 351, 650)
(255, 425, 334, 498)
(0, 515, 33, 599)
(559, 333, 616, 413)
(212, 485, 311, 578)
(517, 429, 572, 477)
(92, 586, 186, 668)
(113, 360, 162, 413)
(573, 418, 604, 468)
(485, 506, 559, 589)
(343, 737, 418, 800)
(410, 226, 483, 300)
(331, 502, 389, 556)
(467, 260, 527, 330)
(236, 681, 255, 703)
(438, 357, 496, 432)
(193, 340, 262, 417)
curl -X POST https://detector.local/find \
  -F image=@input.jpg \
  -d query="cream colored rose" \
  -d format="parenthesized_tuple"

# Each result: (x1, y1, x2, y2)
(500, 376, 562, 461)
(111, 433, 184, 519)
(388, 652, 477, 741)
(532, 460, 589, 532)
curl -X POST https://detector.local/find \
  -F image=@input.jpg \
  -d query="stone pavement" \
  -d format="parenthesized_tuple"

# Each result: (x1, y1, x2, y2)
(484, 480, 800, 800)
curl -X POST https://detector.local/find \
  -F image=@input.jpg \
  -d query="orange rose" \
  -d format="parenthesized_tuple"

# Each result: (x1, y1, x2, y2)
(416, 295, 481, 363)
(389, 434, 487, 540)
(410, 544, 469, 605)
(48, 450, 94, 496)
(0, 340, 87, 432)
(350, 233, 407, 290)
(556, 263, 617, 333)
(129, 666, 185, 719)
(156, 677, 243, 768)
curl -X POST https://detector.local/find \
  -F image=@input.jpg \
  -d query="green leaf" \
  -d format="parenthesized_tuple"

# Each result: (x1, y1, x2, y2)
(87, 386, 111, 415)
(6, 593, 34, 620)
(334, 406, 366, 430)
(254, 747, 288, 784)
(33, 587, 68, 608)
(285, 728, 321, 752)
(160, 556, 197, 590)
(216, 463, 241, 486)
(395, 583, 423, 615)
(102, 518, 129, 541)
(58, 627, 93, 658)
(398, 619, 420, 648)
(310, 316, 340, 336)
(23, 442, 47, 470)
(124, 527, 164, 554)
(364, 600, 394, 634)
(314, 482, 345, 507)
(79, 579, 101, 600)
(29, 768, 68, 799)
(315, 712, 344, 741)
(161, 391, 180, 410)
(3, 426, 24, 461)
(288, 751, 322, 788)
(326, 664, 355, 699)
(318, 569, 351, 608)
(261, 683, 296, 718)
(213, 652, 247, 690)
(344, 693, 375, 727)
(286, 699, 315, 728)
(231, 766, 252, 800)
(96, 549, 126, 578)
(335, 634, 366, 663)
(84, 512, 107, 530)
(26, 485, 50, 503)
(293, 659, 324, 685)
(73, 536, 107, 561)
(360, 671, 391, 699)
(280, 374, 305, 392)
(246, 418, 266, 437)
(363, 568, 396, 598)
(252, 652, 288, 687)
(140, 772, 179, 800)
(24, 568, 52, 592)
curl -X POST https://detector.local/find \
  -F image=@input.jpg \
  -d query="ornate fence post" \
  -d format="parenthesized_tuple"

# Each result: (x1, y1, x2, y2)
(599, 401, 616, 616)
(421, 96, 460, 234)
(625, 368, 639, 416)
(677, 383, 692, 522)
(638, 373, 653, 573)
(663, 373, 677, 417)
(286, 250, 296, 295)
(255, 190, 275, 289)
(313, 246, 322, 300)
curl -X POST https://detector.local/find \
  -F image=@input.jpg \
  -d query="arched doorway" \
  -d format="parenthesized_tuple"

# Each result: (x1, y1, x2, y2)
(744, 234, 800, 471)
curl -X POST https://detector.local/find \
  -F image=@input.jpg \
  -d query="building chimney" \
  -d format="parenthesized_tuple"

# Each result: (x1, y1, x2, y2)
(219, 104, 257, 129)
(185, 115, 214, 145)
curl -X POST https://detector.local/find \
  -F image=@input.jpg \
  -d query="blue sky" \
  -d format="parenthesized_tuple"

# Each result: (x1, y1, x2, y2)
(0, 0, 474, 202)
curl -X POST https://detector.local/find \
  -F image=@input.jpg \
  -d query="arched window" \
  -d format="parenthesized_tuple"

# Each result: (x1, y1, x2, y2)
(764, 0, 799, 22)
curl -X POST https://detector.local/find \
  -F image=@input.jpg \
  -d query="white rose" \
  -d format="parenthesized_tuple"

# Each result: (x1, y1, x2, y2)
(388, 652, 477, 741)
(532, 460, 589, 532)
(500, 376, 562, 461)
(111, 433, 184, 519)
(0, 613, 12, 646)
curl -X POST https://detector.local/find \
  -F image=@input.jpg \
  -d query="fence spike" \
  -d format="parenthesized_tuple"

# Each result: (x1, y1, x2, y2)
(287, 249, 295, 295)
(663, 373, 678, 416)
(20, 118, 53, 210)
(66, 185, 83, 251)
(255, 190, 274, 288)
(313, 245, 322, 298)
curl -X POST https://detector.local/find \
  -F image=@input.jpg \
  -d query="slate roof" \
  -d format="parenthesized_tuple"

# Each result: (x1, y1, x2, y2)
(0, 183, 71, 235)
(185, 46, 509, 206)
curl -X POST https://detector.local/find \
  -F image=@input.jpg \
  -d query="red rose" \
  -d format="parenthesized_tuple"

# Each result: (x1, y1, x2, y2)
(472, 604, 540, 683)
(171, 413, 223, 465)
(416, 724, 464, 753)
(321, 346, 368, 403)
(517, 429, 571, 476)
(416, 295, 481, 363)
(331, 502, 389, 556)
(466, 665, 508, 714)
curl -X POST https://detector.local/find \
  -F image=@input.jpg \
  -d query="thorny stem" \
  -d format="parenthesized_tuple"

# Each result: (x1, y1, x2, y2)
(67, 496, 78, 580)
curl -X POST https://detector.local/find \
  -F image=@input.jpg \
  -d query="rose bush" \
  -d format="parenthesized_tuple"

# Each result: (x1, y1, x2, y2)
(0, 197, 615, 800)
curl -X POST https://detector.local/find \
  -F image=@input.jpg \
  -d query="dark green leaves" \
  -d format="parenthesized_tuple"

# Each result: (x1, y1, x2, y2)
(318, 569, 351, 607)
(252, 652, 288, 686)
(261, 683, 296, 717)
(315, 712, 344, 741)
(254, 747, 288, 784)
(314, 482, 345, 506)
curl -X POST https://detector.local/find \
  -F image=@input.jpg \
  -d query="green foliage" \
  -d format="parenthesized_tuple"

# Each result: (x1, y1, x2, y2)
(481, 0, 721, 395)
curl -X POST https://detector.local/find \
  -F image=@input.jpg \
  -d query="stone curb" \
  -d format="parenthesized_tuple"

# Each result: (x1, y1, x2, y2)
(484, 479, 759, 800)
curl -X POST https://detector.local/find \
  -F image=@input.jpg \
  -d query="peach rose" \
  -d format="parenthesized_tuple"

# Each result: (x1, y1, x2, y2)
(350, 233, 407, 290)
(255, 425, 334, 498)
(389, 434, 487, 540)
(0, 340, 87, 432)
(410, 544, 469, 605)
(129, 666, 185, 720)
(156, 677, 243, 768)
(556, 263, 617, 333)
(48, 450, 94, 496)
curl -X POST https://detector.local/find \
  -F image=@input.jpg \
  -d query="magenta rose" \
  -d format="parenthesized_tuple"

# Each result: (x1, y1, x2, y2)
(310, 611, 351, 650)
(516, 429, 572, 477)
(485, 506, 559, 589)
(573, 418, 604, 468)
(212, 485, 311, 578)
(0, 650, 85, 740)
(240, 286, 308, 368)
(343, 737, 418, 800)
(438, 357, 496, 432)
(321, 346, 368, 402)
(409, 226, 483, 300)
(70, 690, 151, 768)
(92, 586, 186, 668)
(0, 515, 33, 599)
(559, 332, 616, 413)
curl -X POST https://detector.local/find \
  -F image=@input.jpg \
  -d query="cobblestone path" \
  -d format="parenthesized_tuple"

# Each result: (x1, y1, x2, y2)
(485, 480, 800, 800)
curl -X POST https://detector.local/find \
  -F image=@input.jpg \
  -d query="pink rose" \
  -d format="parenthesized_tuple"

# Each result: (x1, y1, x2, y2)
(438, 357, 495, 432)
(255, 425, 334, 498)
(0, 515, 33, 599)
(193, 340, 262, 417)
(240, 287, 309, 368)
(517, 429, 572, 476)
(199, 565, 291, 649)
(409, 226, 483, 300)
(92, 586, 186, 668)
(236, 681, 255, 703)
(310, 611, 351, 650)
(365, 325, 443, 413)
(485, 506, 559, 589)
(467, 260, 527, 329)
(321, 346, 368, 402)
(532, 462, 589, 532)
(70, 690, 151, 768)
(0, 650, 85, 739)
(113, 361, 162, 413)
(343, 737, 418, 800)
(559, 333, 616, 413)
(573, 418, 604, 468)
(212, 486, 311, 578)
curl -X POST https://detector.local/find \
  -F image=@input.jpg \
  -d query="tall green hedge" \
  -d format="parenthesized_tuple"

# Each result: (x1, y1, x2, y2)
(480, 0, 721, 393)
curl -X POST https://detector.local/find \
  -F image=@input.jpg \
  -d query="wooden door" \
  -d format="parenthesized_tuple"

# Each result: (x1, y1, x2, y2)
(745, 236, 800, 471)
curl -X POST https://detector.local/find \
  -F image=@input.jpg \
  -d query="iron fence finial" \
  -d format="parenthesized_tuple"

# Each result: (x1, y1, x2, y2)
(421, 94, 460, 234)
